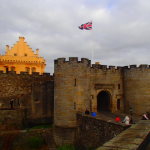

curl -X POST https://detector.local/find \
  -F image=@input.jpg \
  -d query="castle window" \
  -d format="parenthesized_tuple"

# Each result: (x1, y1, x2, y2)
(118, 84, 120, 89)
(4, 66, 8, 73)
(74, 78, 76, 86)
(14, 53, 17, 56)
(24, 53, 27, 56)
(25, 67, 30, 73)
(32, 67, 36, 72)
(74, 102, 76, 110)
(117, 99, 120, 110)
(34, 98, 39, 102)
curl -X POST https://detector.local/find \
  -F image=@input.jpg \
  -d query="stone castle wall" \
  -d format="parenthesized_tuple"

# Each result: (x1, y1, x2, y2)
(0, 109, 25, 130)
(91, 64, 124, 113)
(123, 65, 150, 115)
(54, 57, 91, 128)
(0, 71, 54, 126)
(54, 57, 124, 128)
(54, 57, 150, 122)
(76, 114, 128, 149)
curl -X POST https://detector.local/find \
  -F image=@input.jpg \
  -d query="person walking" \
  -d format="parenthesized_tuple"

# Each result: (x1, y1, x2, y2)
(122, 115, 130, 125)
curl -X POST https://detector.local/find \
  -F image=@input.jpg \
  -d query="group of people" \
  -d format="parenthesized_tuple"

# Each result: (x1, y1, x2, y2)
(115, 115, 131, 125)
(115, 112, 150, 126)
(84, 108, 149, 126)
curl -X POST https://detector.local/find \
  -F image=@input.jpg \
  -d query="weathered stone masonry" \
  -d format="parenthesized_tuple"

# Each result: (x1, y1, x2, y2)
(53, 57, 150, 145)
(76, 114, 128, 149)
(0, 71, 54, 128)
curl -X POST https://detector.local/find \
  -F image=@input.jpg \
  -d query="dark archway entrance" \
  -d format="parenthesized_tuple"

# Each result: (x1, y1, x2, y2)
(97, 91, 111, 112)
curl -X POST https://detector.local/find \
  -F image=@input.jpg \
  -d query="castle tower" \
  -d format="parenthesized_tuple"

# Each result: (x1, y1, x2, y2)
(123, 65, 150, 114)
(54, 57, 91, 145)
(0, 37, 46, 74)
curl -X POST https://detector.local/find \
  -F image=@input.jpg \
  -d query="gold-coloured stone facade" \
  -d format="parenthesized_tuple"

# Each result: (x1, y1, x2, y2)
(0, 37, 46, 74)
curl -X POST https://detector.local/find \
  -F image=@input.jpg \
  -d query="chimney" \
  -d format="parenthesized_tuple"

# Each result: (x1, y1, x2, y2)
(19, 37, 25, 41)
(36, 48, 39, 55)
(6, 45, 9, 51)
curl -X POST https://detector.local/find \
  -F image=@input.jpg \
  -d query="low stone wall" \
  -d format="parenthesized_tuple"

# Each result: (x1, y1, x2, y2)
(0, 108, 53, 130)
(96, 120, 150, 150)
(0, 109, 25, 130)
(76, 114, 128, 149)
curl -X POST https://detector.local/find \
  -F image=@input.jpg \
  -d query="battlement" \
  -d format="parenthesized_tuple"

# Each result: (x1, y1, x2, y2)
(91, 63, 150, 71)
(123, 64, 150, 69)
(54, 57, 91, 66)
(0, 70, 53, 79)
(91, 64, 123, 71)
(54, 57, 150, 72)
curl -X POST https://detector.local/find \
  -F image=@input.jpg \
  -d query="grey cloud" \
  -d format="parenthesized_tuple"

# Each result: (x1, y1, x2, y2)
(0, 0, 150, 73)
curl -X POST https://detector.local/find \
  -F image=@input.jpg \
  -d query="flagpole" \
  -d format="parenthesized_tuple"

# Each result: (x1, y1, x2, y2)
(91, 21, 94, 64)
(91, 47, 94, 64)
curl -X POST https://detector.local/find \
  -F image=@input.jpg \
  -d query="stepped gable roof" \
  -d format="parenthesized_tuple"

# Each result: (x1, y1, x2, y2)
(5, 37, 36, 57)
(0, 37, 46, 64)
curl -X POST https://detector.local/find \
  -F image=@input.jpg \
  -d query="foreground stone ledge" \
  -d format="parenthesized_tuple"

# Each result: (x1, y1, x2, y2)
(96, 120, 150, 150)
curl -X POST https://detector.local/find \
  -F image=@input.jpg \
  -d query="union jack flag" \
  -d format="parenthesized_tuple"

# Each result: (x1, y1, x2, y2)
(79, 21, 92, 30)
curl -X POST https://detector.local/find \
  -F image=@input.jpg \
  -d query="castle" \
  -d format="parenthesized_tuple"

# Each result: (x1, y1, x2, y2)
(0, 37, 45, 74)
(0, 37, 150, 144)
(54, 57, 150, 130)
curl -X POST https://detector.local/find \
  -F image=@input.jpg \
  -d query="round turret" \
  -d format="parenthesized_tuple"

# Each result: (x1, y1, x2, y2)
(54, 57, 91, 128)
(123, 64, 150, 114)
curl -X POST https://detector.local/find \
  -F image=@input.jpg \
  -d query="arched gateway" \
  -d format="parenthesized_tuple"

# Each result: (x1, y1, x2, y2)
(97, 91, 111, 112)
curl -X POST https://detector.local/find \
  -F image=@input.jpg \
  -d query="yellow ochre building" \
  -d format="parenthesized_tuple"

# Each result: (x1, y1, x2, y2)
(0, 37, 46, 74)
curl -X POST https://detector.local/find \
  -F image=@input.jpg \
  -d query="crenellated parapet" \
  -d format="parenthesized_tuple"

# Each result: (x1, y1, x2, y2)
(54, 57, 91, 67)
(91, 64, 123, 74)
(91, 63, 150, 72)
(123, 64, 150, 69)
(123, 64, 150, 72)
(55, 57, 150, 74)
(0, 70, 53, 79)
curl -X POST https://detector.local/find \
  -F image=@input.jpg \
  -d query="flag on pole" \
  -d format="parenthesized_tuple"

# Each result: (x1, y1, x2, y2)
(79, 21, 92, 30)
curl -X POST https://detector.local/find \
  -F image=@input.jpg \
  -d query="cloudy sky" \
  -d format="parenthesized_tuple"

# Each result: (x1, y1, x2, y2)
(0, 0, 150, 73)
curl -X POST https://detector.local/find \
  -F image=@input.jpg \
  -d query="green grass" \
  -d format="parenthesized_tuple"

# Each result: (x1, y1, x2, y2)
(29, 124, 53, 129)
(25, 124, 53, 131)
(57, 144, 75, 150)
(12, 134, 46, 150)
(25, 136, 44, 149)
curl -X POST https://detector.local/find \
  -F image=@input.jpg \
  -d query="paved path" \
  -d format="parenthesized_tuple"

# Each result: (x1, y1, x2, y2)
(96, 120, 150, 150)
(82, 111, 141, 126)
